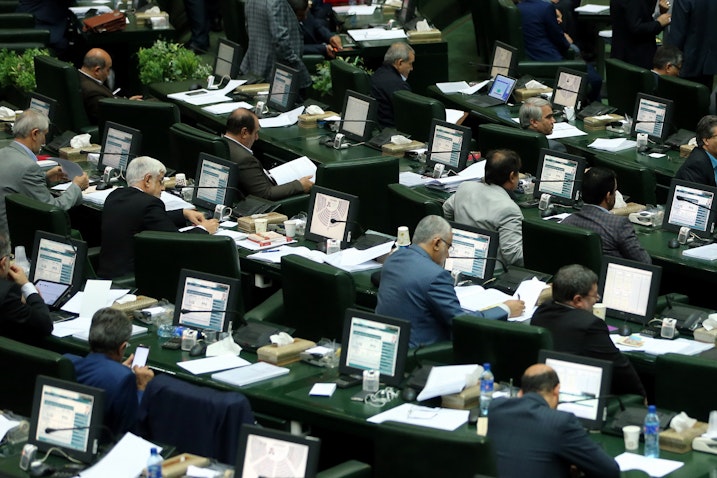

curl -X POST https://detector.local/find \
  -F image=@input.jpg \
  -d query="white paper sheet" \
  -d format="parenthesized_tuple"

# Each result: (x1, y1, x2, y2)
(367, 403, 469, 431)
(348, 28, 407, 42)
(160, 191, 195, 211)
(574, 4, 610, 13)
(269, 156, 317, 185)
(79, 433, 161, 478)
(258, 105, 305, 128)
(399, 171, 433, 187)
(0, 415, 20, 442)
(60, 288, 130, 315)
(460, 80, 490, 95)
(445, 109, 465, 125)
(588, 138, 637, 152)
(436, 82, 471, 94)
(167, 80, 245, 106)
(177, 355, 250, 375)
(613, 452, 683, 477)
(80, 280, 112, 318)
(511, 278, 549, 321)
(215, 229, 249, 243)
(309, 383, 337, 397)
(247, 245, 327, 264)
(417, 364, 482, 401)
(51, 182, 74, 191)
(237, 238, 297, 251)
(324, 241, 393, 269)
(546, 122, 588, 139)
(333, 5, 376, 14)
(611, 335, 714, 356)
(202, 101, 253, 115)
(455, 285, 512, 312)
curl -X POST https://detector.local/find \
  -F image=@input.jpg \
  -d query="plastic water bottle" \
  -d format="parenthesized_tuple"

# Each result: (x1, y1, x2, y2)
(644, 405, 660, 458)
(14, 246, 30, 275)
(147, 447, 162, 478)
(479, 363, 494, 417)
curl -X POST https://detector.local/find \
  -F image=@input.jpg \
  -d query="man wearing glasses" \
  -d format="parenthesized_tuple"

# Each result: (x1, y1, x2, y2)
(531, 264, 646, 397)
(675, 115, 717, 187)
(376, 215, 524, 348)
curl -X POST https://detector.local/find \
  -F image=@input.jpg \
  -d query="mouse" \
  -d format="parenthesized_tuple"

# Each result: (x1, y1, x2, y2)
(188, 83, 203, 91)
(95, 181, 112, 191)
(619, 323, 632, 337)
(189, 341, 207, 357)
(668, 238, 681, 249)
(401, 387, 417, 402)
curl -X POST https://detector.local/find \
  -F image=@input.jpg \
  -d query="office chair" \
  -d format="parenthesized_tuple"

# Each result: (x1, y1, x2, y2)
(387, 183, 443, 235)
(592, 155, 657, 206)
(219, 0, 248, 51)
(604, 58, 654, 115)
(655, 75, 710, 132)
(316, 461, 371, 478)
(522, 217, 603, 276)
(329, 59, 371, 112)
(392, 90, 446, 143)
(98, 98, 181, 169)
(5, 193, 73, 256)
(0, 336, 76, 417)
(316, 156, 399, 234)
(478, 123, 548, 176)
(168, 122, 231, 179)
(655, 353, 717, 422)
(0, 13, 34, 28)
(0, 28, 50, 51)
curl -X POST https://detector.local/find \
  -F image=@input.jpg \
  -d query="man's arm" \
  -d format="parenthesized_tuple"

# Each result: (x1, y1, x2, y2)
(21, 165, 83, 210)
(559, 414, 620, 478)
(442, 194, 456, 220)
(541, 4, 570, 56)
(268, 0, 303, 70)
(0, 280, 52, 338)
(498, 205, 524, 266)
(621, 0, 665, 36)
(617, 219, 651, 264)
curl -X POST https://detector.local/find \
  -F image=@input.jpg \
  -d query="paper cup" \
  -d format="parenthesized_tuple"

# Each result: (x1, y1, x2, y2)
(623, 425, 640, 451)
(396, 226, 411, 247)
(254, 218, 268, 234)
(593, 303, 607, 320)
(284, 220, 297, 240)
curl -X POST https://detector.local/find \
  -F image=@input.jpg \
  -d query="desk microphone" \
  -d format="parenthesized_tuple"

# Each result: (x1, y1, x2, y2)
(558, 394, 625, 412)
(675, 195, 713, 213)
(447, 255, 508, 287)
(330, 218, 363, 243)
(182, 184, 247, 201)
(44, 424, 117, 446)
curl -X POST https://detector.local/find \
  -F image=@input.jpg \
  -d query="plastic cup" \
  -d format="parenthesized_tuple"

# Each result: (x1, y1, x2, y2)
(623, 425, 640, 451)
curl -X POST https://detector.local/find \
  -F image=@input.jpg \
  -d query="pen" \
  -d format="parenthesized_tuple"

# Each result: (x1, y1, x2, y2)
(260, 249, 281, 253)
(112, 87, 122, 96)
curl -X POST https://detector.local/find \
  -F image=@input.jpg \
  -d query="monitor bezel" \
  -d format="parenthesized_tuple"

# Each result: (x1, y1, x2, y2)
(214, 38, 243, 79)
(235, 424, 321, 478)
(339, 89, 378, 143)
(630, 93, 674, 143)
(532, 148, 586, 206)
(425, 119, 472, 174)
(191, 152, 240, 212)
(538, 350, 613, 431)
(663, 178, 717, 239)
(98, 121, 142, 174)
(597, 256, 662, 326)
(444, 221, 499, 282)
(487, 74, 517, 103)
(490, 41, 518, 79)
(305, 185, 360, 246)
(27, 92, 57, 123)
(172, 268, 241, 333)
(549, 67, 588, 111)
(398, 0, 417, 25)
(29, 231, 88, 295)
(267, 63, 300, 113)
(339, 307, 411, 387)
(28, 375, 105, 464)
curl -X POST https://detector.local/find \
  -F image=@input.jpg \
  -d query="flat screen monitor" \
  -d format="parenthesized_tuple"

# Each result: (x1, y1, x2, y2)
(30, 231, 87, 296)
(28, 92, 56, 122)
(490, 41, 518, 79)
(339, 308, 411, 387)
(98, 121, 142, 174)
(339, 89, 378, 143)
(425, 119, 472, 174)
(305, 186, 359, 245)
(663, 178, 717, 239)
(550, 67, 588, 111)
(598, 256, 662, 326)
(533, 148, 586, 206)
(398, 0, 417, 25)
(214, 38, 243, 79)
(538, 350, 612, 431)
(192, 152, 240, 211)
(235, 424, 320, 478)
(173, 269, 241, 332)
(443, 221, 499, 282)
(28, 376, 105, 464)
(267, 63, 300, 113)
(630, 93, 674, 143)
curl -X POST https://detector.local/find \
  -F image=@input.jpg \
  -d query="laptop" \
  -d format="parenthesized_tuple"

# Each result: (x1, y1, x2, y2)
(467, 74, 517, 108)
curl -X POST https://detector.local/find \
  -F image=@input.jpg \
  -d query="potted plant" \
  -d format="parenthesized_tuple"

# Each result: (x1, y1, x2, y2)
(0, 48, 50, 107)
(137, 39, 212, 86)
(310, 56, 372, 107)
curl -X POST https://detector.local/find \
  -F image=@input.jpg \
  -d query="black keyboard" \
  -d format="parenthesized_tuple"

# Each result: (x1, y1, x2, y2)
(352, 234, 393, 250)
(50, 310, 77, 322)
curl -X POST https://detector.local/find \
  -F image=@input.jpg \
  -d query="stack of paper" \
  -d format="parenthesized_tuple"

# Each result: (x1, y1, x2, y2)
(547, 122, 588, 139)
(268, 156, 317, 185)
(258, 105, 305, 128)
(212, 362, 289, 387)
(682, 243, 717, 261)
(348, 28, 407, 42)
(588, 138, 637, 152)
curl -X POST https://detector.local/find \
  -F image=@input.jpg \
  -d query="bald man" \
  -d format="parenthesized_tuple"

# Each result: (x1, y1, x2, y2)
(78, 48, 142, 125)
(488, 364, 619, 478)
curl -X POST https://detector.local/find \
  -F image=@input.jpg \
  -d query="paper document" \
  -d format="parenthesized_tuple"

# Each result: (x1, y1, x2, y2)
(0, 415, 20, 442)
(399, 171, 434, 187)
(167, 80, 245, 106)
(51, 182, 74, 191)
(611, 335, 714, 356)
(420, 160, 487, 187)
(445, 109, 465, 125)
(511, 278, 549, 321)
(269, 156, 317, 185)
(60, 288, 129, 315)
(436, 82, 471, 94)
(73, 324, 147, 341)
(613, 452, 683, 477)
(547, 122, 587, 139)
(215, 229, 249, 243)
(588, 138, 637, 152)
(237, 238, 297, 251)
(455, 285, 512, 312)
(83, 187, 117, 206)
(682, 243, 717, 261)
(460, 80, 490, 95)
(367, 403, 469, 431)
(259, 105, 305, 128)
(203, 101, 253, 115)
(417, 364, 482, 401)
(78, 433, 161, 478)
(160, 191, 195, 211)
(212, 362, 290, 387)
(309, 383, 337, 397)
(248, 245, 327, 264)
(574, 4, 610, 13)
(324, 241, 393, 271)
(333, 5, 376, 14)
(177, 355, 250, 375)
(348, 28, 407, 42)
(81, 280, 112, 318)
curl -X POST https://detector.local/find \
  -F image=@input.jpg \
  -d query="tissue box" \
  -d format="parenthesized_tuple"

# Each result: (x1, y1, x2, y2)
(257, 338, 316, 366)
(60, 144, 101, 162)
(441, 384, 481, 410)
(298, 111, 339, 128)
(407, 29, 442, 44)
(234, 83, 271, 96)
(237, 212, 288, 233)
(161, 453, 210, 478)
(513, 88, 552, 102)
(582, 114, 623, 131)
(382, 140, 425, 155)
(660, 421, 708, 454)
(693, 327, 717, 344)
(680, 143, 696, 158)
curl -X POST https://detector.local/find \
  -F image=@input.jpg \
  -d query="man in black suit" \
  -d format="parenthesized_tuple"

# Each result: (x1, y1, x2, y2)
(669, 0, 717, 90)
(675, 115, 717, 187)
(609, 0, 670, 69)
(488, 363, 620, 478)
(97, 156, 219, 279)
(370, 42, 415, 127)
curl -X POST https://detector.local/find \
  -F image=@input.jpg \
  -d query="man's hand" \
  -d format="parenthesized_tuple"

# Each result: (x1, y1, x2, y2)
(73, 172, 90, 190)
(328, 35, 342, 51)
(46, 166, 68, 184)
(658, 0, 670, 14)
(326, 44, 337, 59)
(133, 365, 155, 391)
(7, 264, 29, 286)
(504, 299, 526, 318)
(299, 176, 314, 193)
(183, 209, 206, 225)
(657, 12, 671, 26)
(200, 218, 220, 234)
(129, 95, 143, 100)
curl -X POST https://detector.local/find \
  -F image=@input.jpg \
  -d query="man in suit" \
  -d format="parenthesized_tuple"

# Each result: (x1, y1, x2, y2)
(562, 167, 651, 263)
(370, 42, 415, 128)
(610, 0, 670, 70)
(241, 0, 311, 90)
(675, 115, 717, 187)
(651, 45, 683, 77)
(0, 109, 89, 238)
(531, 264, 646, 397)
(98, 156, 219, 279)
(517, 0, 572, 62)
(488, 363, 620, 478)
(519, 97, 566, 153)
(669, 0, 717, 90)
(0, 234, 52, 344)
(300, 9, 342, 59)
(443, 149, 524, 267)
(376, 215, 524, 347)
(225, 108, 312, 200)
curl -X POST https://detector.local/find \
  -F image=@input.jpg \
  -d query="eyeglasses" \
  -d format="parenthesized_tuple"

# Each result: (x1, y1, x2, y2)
(1, 253, 15, 262)
(583, 292, 601, 302)
(439, 238, 454, 253)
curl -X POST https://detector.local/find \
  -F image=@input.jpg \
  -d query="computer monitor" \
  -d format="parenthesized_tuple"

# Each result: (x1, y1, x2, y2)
(538, 350, 612, 430)
(28, 92, 56, 121)
(443, 221, 499, 282)
(235, 424, 320, 478)
(98, 121, 142, 174)
(533, 148, 586, 206)
(630, 93, 674, 143)
(339, 89, 378, 143)
(30, 231, 87, 301)
(267, 63, 300, 113)
(490, 41, 518, 79)
(173, 269, 241, 333)
(192, 152, 241, 212)
(550, 67, 588, 111)
(425, 119, 472, 174)
(663, 179, 717, 239)
(398, 0, 417, 25)
(214, 38, 243, 79)
(28, 376, 105, 463)
(598, 256, 662, 326)
(305, 186, 360, 245)
(339, 308, 411, 387)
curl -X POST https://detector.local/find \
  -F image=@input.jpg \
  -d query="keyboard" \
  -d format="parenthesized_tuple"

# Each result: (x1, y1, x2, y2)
(50, 310, 77, 322)
(352, 233, 393, 250)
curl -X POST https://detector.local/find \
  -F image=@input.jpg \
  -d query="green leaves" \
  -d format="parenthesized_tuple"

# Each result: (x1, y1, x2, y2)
(0, 48, 50, 92)
(310, 56, 372, 96)
(137, 40, 212, 85)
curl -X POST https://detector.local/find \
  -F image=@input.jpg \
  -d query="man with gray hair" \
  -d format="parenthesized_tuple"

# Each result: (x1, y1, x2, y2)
(98, 156, 219, 278)
(0, 109, 89, 238)
(376, 215, 524, 347)
(370, 42, 415, 127)
(518, 96, 566, 153)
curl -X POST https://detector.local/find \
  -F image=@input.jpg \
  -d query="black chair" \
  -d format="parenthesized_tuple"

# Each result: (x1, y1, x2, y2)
(522, 218, 603, 275)
(168, 122, 231, 178)
(392, 90, 446, 142)
(655, 75, 710, 132)
(604, 58, 654, 115)
(387, 183, 443, 235)
(5, 193, 73, 256)
(330, 59, 371, 112)
(592, 154, 657, 205)
(479, 124, 548, 176)
(655, 353, 717, 421)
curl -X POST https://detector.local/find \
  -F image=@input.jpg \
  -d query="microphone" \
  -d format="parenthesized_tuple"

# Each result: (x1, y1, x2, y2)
(44, 424, 118, 445)
(558, 393, 625, 412)
(180, 183, 247, 201)
(180, 307, 246, 330)
(330, 218, 363, 243)
(675, 195, 713, 213)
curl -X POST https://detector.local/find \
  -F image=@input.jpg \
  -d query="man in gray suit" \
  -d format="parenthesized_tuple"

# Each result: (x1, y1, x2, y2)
(0, 109, 89, 237)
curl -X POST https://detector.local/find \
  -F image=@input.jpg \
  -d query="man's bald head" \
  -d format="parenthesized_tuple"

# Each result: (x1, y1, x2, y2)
(519, 364, 561, 408)
(81, 48, 113, 83)
(226, 107, 260, 149)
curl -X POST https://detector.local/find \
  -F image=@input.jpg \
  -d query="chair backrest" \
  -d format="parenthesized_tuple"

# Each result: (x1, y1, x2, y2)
(605, 58, 655, 115)
(34, 55, 93, 135)
(494, 0, 526, 60)
(316, 156, 399, 234)
(478, 123, 548, 176)
(168, 123, 231, 178)
(0, 336, 75, 416)
(392, 90, 446, 142)
(452, 315, 553, 385)
(374, 421, 497, 477)
(592, 155, 657, 205)
(98, 98, 181, 169)
(387, 183, 443, 235)
(0, 28, 49, 46)
(522, 218, 603, 275)
(280, 254, 356, 341)
(5, 193, 72, 257)
(0, 13, 35, 28)
(330, 59, 371, 112)
(655, 353, 717, 421)
(655, 75, 710, 133)
(220, 0, 248, 51)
